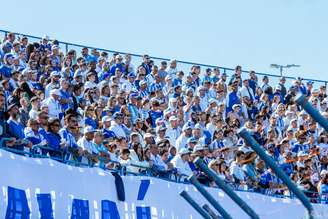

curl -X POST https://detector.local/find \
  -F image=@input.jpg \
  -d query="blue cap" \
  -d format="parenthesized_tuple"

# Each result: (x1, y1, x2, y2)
(307, 81, 314, 85)
(129, 93, 139, 99)
(4, 53, 14, 60)
(187, 137, 198, 144)
(102, 72, 111, 79)
(112, 112, 123, 119)
(127, 73, 136, 78)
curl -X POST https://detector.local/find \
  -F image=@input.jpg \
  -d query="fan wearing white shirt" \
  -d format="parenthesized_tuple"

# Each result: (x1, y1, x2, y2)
(109, 112, 127, 139)
(165, 116, 181, 147)
(29, 96, 41, 120)
(77, 126, 99, 164)
(42, 89, 62, 119)
(171, 148, 193, 177)
(44, 71, 60, 98)
(175, 124, 193, 151)
(239, 79, 255, 101)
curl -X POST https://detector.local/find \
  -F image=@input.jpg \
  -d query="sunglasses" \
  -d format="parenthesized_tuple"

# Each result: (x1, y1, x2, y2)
(51, 124, 60, 127)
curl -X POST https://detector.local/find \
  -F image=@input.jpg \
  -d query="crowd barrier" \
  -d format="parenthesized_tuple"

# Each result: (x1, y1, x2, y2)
(1, 148, 328, 218)
(1, 141, 328, 205)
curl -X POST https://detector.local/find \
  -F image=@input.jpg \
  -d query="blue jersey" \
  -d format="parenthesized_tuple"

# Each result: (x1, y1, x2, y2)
(0, 64, 12, 78)
(45, 132, 62, 150)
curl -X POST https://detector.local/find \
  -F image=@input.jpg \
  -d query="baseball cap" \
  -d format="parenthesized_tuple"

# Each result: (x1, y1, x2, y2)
(6, 103, 18, 113)
(129, 93, 139, 99)
(51, 45, 59, 50)
(4, 53, 14, 60)
(187, 137, 198, 144)
(102, 116, 111, 123)
(139, 80, 147, 86)
(50, 89, 61, 96)
(50, 71, 61, 77)
(84, 126, 96, 134)
(112, 112, 123, 119)
(169, 116, 178, 122)
(156, 125, 167, 133)
(182, 123, 192, 131)
(179, 148, 191, 155)
(232, 104, 241, 110)
(193, 144, 204, 153)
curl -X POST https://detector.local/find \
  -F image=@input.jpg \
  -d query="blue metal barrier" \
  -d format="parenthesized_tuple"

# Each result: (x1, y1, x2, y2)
(180, 191, 212, 219)
(0, 29, 327, 87)
(188, 175, 232, 219)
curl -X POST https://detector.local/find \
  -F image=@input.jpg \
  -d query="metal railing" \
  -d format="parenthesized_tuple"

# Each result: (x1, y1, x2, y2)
(1, 141, 328, 205)
(0, 28, 327, 87)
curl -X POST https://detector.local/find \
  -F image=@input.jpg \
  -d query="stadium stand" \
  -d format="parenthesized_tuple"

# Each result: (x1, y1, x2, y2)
(1, 30, 328, 204)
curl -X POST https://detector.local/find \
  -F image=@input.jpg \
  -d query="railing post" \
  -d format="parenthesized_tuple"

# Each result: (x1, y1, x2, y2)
(180, 191, 212, 219)
(202, 204, 220, 219)
(188, 175, 232, 219)
(194, 158, 260, 219)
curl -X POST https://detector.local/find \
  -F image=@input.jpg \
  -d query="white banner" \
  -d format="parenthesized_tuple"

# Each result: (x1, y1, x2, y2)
(0, 149, 327, 219)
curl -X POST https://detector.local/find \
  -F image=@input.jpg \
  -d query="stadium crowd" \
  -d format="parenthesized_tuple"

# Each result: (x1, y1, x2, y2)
(1, 32, 328, 203)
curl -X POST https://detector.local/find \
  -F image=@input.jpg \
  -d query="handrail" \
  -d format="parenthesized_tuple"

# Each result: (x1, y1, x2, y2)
(1, 28, 327, 85)
(1, 143, 328, 204)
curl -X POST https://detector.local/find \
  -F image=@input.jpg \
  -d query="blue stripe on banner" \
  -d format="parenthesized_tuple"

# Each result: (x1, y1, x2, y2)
(137, 179, 150, 201)
(136, 206, 151, 219)
(71, 199, 89, 219)
(101, 200, 120, 219)
(5, 186, 31, 219)
(37, 193, 54, 219)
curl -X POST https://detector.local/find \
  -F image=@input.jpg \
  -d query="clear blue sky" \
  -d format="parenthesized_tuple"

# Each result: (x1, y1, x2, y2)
(0, 0, 327, 81)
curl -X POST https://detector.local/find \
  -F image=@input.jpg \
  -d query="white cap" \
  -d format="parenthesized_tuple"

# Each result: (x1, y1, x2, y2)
(232, 104, 241, 110)
(84, 126, 96, 134)
(193, 144, 204, 153)
(50, 89, 61, 96)
(320, 169, 328, 176)
(179, 148, 191, 155)
(102, 116, 111, 123)
(50, 71, 60, 77)
(169, 116, 178, 122)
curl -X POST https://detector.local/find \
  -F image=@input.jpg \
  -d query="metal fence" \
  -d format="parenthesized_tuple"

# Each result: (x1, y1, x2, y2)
(0, 29, 327, 88)
(1, 141, 327, 205)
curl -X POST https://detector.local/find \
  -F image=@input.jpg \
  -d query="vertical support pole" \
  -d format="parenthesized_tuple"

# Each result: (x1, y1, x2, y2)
(180, 191, 212, 219)
(194, 158, 260, 219)
(188, 175, 232, 219)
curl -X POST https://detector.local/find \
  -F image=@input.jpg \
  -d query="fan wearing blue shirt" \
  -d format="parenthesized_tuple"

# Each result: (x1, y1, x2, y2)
(59, 79, 73, 112)
(45, 118, 64, 158)
(6, 104, 30, 151)
(149, 100, 163, 128)
(110, 55, 125, 76)
(292, 131, 309, 153)
(226, 82, 241, 113)
(0, 53, 14, 78)
(84, 105, 98, 129)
